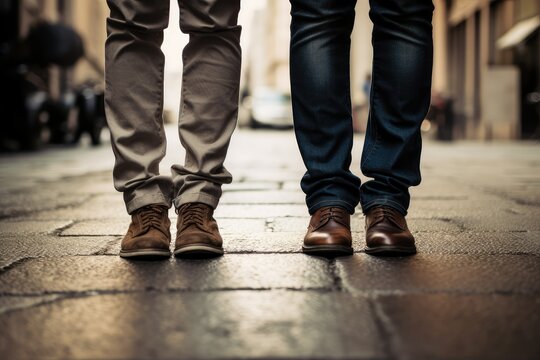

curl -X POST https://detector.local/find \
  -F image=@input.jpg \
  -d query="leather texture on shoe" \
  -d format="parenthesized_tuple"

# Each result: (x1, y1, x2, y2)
(364, 206, 416, 255)
(175, 202, 223, 256)
(303, 206, 353, 256)
(120, 204, 171, 257)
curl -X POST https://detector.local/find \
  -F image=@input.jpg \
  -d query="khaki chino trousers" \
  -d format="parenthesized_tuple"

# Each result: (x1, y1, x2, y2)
(105, 0, 241, 214)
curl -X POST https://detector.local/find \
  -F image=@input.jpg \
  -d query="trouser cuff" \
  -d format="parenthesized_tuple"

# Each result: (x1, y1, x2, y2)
(308, 199, 357, 215)
(173, 192, 220, 211)
(361, 199, 408, 216)
(125, 193, 172, 215)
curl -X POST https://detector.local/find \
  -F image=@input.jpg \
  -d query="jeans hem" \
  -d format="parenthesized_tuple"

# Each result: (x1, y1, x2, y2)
(126, 193, 172, 215)
(361, 199, 408, 216)
(308, 199, 356, 215)
(173, 192, 220, 211)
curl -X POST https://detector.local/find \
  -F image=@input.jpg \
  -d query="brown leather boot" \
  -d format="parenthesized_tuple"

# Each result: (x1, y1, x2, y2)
(303, 206, 353, 257)
(364, 206, 416, 256)
(174, 202, 224, 258)
(119, 204, 171, 258)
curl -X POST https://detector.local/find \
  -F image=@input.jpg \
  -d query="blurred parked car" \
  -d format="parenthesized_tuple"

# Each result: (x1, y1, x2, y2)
(238, 87, 293, 129)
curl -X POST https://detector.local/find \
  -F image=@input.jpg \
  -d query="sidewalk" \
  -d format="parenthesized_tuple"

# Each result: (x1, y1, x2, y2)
(0, 126, 539, 359)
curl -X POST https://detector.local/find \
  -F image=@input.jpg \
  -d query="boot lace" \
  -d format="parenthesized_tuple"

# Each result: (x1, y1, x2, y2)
(178, 203, 208, 230)
(138, 205, 166, 232)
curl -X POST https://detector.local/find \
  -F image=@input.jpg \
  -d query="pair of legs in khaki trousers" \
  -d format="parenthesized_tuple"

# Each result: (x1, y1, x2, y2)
(105, 0, 241, 258)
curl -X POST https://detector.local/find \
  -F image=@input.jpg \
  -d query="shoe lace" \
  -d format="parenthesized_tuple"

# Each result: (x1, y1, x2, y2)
(369, 207, 401, 228)
(314, 207, 348, 229)
(139, 205, 166, 232)
(178, 203, 208, 230)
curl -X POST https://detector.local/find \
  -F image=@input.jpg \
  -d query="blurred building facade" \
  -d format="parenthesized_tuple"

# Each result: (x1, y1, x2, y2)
(12, 0, 107, 98)
(6, 0, 538, 140)
(245, 0, 290, 95)
(244, 0, 373, 131)
(245, 0, 539, 140)
(433, 0, 540, 140)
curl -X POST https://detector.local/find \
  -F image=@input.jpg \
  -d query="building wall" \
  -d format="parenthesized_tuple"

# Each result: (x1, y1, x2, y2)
(68, 0, 108, 85)
(434, 0, 540, 139)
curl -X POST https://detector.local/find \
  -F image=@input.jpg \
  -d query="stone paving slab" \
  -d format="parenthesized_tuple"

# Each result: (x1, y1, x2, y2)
(375, 293, 540, 359)
(410, 194, 528, 215)
(0, 192, 89, 219)
(271, 216, 464, 233)
(20, 200, 126, 221)
(99, 231, 540, 256)
(220, 190, 305, 204)
(337, 254, 540, 295)
(214, 204, 309, 218)
(0, 291, 384, 360)
(0, 129, 539, 359)
(33, 173, 114, 195)
(407, 196, 538, 216)
(27, 202, 310, 221)
(60, 218, 267, 236)
(0, 235, 116, 269)
(223, 232, 314, 253)
(236, 172, 302, 183)
(223, 181, 281, 192)
(458, 211, 540, 231)
(0, 294, 64, 315)
(415, 231, 540, 255)
(99, 233, 316, 256)
(0, 255, 333, 295)
(223, 231, 540, 255)
(409, 181, 475, 199)
(0, 220, 73, 235)
(407, 211, 540, 231)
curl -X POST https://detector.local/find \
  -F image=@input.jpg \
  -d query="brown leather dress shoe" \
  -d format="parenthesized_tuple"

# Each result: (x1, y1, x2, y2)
(364, 206, 416, 256)
(174, 203, 224, 258)
(119, 204, 171, 258)
(303, 206, 353, 257)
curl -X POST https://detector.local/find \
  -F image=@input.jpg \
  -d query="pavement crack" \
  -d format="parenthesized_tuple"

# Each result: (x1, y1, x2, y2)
(0, 287, 335, 298)
(0, 257, 34, 273)
(264, 218, 276, 232)
(49, 220, 77, 236)
(0, 194, 94, 220)
(328, 259, 345, 292)
(0, 294, 68, 316)
(91, 237, 121, 255)
(436, 217, 466, 231)
(369, 298, 403, 360)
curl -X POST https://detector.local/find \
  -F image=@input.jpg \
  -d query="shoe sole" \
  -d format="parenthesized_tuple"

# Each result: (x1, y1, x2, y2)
(174, 244, 224, 258)
(364, 246, 417, 256)
(119, 249, 171, 259)
(302, 245, 354, 257)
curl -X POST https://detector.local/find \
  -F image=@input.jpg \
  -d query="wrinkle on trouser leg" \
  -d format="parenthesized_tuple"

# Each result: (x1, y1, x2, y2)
(360, 0, 434, 216)
(105, 0, 241, 214)
(105, 0, 172, 214)
(172, 0, 242, 210)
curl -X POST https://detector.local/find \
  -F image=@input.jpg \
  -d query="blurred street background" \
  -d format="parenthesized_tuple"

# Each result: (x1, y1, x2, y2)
(0, 0, 539, 359)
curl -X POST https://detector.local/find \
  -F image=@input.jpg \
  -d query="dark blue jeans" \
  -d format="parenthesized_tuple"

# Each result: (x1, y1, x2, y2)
(290, 0, 434, 216)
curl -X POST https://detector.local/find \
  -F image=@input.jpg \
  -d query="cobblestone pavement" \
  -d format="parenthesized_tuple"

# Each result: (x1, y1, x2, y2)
(0, 126, 539, 359)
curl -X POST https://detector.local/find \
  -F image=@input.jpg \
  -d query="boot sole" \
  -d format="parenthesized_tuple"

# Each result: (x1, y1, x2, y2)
(364, 245, 417, 256)
(119, 249, 171, 259)
(302, 245, 354, 257)
(174, 244, 224, 258)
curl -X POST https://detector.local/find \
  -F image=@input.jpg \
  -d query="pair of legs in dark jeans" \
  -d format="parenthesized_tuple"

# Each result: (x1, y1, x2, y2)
(291, 0, 434, 255)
